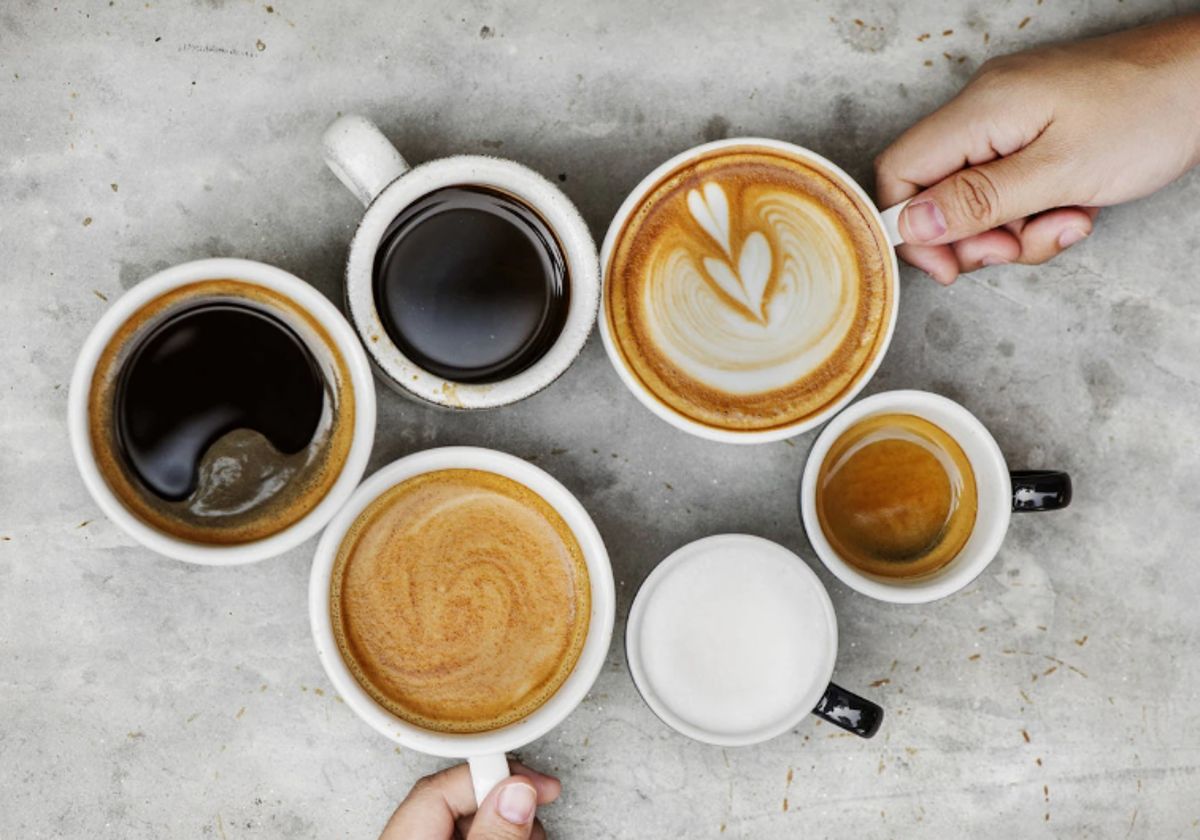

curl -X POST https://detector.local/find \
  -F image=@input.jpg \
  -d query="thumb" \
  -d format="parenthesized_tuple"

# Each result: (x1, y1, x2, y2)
(466, 778, 539, 840)
(897, 143, 1075, 245)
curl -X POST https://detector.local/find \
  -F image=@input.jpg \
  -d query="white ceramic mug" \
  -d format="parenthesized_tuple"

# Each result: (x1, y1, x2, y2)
(308, 446, 616, 804)
(800, 390, 1072, 604)
(625, 534, 882, 746)
(599, 138, 911, 444)
(68, 258, 377, 565)
(321, 115, 600, 410)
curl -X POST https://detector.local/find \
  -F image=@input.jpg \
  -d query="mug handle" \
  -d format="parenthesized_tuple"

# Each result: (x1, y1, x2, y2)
(878, 200, 911, 248)
(468, 753, 511, 806)
(813, 682, 884, 738)
(321, 114, 411, 208)
(1011, 470, 1072, 512)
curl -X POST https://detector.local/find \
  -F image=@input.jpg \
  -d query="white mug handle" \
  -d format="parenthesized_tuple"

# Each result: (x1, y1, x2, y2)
(468, 753, 511, 806)
(322, 114, 410, 208)
(878, 199, 910, 247)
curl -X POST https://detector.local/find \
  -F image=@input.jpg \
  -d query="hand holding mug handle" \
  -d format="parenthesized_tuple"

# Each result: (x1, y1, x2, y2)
(879, 200, 911, 248)
(468, 753, 513, 805)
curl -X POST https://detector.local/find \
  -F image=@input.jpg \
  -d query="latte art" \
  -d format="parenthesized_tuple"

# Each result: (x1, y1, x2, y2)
(650, 182, 863, 395)
(607, 148, 894, 432)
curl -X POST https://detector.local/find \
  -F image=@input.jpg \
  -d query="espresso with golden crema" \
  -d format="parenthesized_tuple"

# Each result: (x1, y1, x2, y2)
(87, 279, 356, 545)
(331, 469, 590, 733)
(606, 148, 894, 432)
(816, 413, 978, 579)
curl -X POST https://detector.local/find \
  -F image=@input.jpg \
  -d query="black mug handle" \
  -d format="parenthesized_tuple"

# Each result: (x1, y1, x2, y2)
(1011, 470, 1072, 512)
(813, 682, 883, 738)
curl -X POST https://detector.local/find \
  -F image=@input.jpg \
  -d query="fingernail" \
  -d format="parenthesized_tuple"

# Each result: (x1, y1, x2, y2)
(981, 255, 1008, 267)
(498, 783, 537, 825)
(1058, 228, 1088, 249)
(904, 200, 947, 242)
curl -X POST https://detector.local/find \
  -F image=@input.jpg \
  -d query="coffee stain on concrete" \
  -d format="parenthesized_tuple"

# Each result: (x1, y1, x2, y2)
(76, 520, 93, 528)
(1022, 729, 1031, 743)
(925, 309, 964, 349)
(480, 25, 494, 39)
(1082, 358, 1123, 420)
(93, 290, 108, 301)
(701, 115, 731, 143)
(835, 8, 898, 52)
(235, 706, 246, 719)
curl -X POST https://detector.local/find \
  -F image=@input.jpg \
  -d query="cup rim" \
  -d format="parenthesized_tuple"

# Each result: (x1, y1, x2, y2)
(625, 534, 838, 746)
(66, 258, 377, 565)
(344, 155, 600, 410)
(799, 390, 1013, 604)
(308, 446, 616, 758)
(598, 137, 900, 444)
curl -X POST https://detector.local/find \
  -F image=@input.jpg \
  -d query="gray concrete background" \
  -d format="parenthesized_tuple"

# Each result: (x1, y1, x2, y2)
(3, 1, 1200, 837)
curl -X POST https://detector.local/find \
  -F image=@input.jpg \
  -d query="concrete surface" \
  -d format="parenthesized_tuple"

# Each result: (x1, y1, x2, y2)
(3, 1, 1200, 837)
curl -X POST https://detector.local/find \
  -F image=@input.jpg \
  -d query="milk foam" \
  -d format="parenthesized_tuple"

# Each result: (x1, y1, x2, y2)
(643, 183, 861, 395)
(634, 540, 834, 740)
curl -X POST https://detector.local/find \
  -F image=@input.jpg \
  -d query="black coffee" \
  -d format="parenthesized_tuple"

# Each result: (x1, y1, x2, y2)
(372, 185, 569, 384)
(115, 303, 325, 501)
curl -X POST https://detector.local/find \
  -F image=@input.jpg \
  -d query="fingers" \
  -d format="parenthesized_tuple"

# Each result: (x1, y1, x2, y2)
(875, 65, 1051, 207)
(950, 228, 1022, 273)
(379, 761, 560, 840)
(894, 243, 961, 286)
(896, 141, 1080, 246)
(465, 777, 540, 840)
(457, 816, 548, 840)
(379, 764, 476, 840)
(1008, 206, 1096, 265)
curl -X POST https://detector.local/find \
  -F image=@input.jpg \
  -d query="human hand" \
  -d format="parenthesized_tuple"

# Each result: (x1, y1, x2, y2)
(379, 761, 561, 840)
(875, 14, 1200, 284)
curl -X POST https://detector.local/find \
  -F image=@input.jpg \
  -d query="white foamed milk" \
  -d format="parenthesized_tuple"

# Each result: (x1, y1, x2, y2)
(633, 539, 834, 740)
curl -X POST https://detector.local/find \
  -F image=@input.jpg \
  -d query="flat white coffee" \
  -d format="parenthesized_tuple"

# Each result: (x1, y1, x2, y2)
(627, 535, 837, 745)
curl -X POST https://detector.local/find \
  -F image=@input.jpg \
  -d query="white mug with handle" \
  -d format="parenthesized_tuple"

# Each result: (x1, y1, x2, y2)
(321, 115, 600, 411)
(309, 447, 615, 805)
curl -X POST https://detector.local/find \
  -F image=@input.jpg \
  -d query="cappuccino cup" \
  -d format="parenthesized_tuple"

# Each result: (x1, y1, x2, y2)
(309, 447, 615, 804)
(68, 258, 376, 565)
(322, 115, 600, 409)
(626, 534, 883, 745)
(800, 390, 1072, 603)
(600, 139, 914, 443)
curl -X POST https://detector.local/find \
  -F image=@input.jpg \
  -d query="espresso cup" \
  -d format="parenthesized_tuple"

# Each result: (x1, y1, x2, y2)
(626, 534, 882, 746)
(600, 138, 914, 444)
(321, 115, 600, 409)
(800, 390, 1072, 604)
(309, 446, 615, 805)
(68, 258, 377, 565)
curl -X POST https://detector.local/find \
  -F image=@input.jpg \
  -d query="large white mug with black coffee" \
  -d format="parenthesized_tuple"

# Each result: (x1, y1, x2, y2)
(322, 115, 600, 409)
(600, 139, 913, 442)
(68, 258, 377, 564)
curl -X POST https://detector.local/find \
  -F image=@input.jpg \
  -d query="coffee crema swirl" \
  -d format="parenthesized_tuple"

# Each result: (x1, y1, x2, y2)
(331, 469, 590, 733)
(607, 149, 894, 431)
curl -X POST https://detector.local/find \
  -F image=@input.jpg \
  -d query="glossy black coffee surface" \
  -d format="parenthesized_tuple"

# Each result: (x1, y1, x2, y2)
(372, 185, 569, 384)
(115, 303, 325, 501)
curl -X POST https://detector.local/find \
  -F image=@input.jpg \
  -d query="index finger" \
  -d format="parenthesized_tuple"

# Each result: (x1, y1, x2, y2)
(874, 77, 1050, 207)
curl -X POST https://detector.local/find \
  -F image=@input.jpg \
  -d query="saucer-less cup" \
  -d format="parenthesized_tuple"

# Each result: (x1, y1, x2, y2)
(68, 258, 377, 565)
(599, 138, 913, 444)
(800, 390, 1072, 604)
(309, 447, 616, 805)
(321, 115, 600, 409)
(626, 534, 882, 746)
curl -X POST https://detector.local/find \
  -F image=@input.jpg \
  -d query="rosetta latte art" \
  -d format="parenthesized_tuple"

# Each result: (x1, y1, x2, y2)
(606, 148, 893, 432)
(646, 180, 862, 395)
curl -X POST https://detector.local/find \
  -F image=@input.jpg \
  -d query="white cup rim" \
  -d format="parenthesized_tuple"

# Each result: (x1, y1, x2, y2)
(598, 137, 900, 444)
(67, 258, 377, 565)
(625, 534, 838, 746)
(308, 446, 616, 758)
(345, 155, 600, 410)
(800, 390, 1012, 604)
